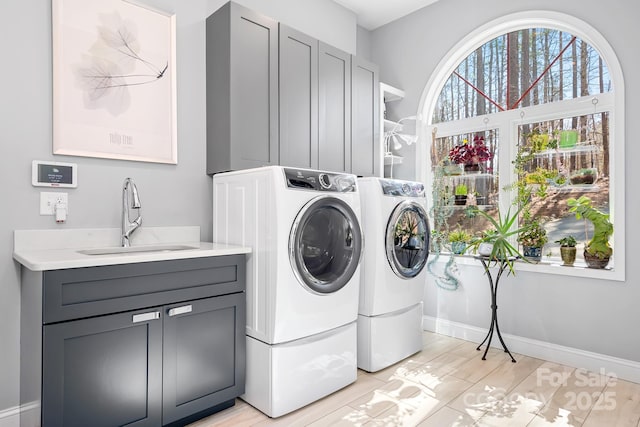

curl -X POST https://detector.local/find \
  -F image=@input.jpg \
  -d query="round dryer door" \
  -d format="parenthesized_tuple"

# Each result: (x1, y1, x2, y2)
(290, 196, 362, 294)
(386, 201, 430, 278)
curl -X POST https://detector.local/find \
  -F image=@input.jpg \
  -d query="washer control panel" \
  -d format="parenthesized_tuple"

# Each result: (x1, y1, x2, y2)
(379, 178, 425, 197)
(284, 168, 357, 193)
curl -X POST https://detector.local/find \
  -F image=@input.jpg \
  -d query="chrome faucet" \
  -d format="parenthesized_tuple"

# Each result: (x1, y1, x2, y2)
(121, 178, 142, 247)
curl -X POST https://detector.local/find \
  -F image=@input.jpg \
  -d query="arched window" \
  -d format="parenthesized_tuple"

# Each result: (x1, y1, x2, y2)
(418, 11, 625, 280)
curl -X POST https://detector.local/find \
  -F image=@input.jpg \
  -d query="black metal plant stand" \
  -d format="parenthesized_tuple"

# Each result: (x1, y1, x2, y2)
(475, 256, 516, 363)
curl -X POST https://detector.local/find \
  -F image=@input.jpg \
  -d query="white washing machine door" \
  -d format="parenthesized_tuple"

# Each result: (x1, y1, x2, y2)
(386, 200, 430, 278)
(289, 195, 362, 294)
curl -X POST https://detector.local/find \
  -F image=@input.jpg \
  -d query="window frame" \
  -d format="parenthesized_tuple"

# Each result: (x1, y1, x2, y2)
(417, 11, 625, 281)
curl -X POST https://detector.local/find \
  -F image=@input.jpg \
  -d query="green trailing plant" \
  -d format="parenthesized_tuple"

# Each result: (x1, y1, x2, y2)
(525, 167, 561, 185)
(567, 196, 613, 259)
(555, 236, 577, 247)
(468, 205, 532, 274)
(524, 170, 547, 185)
(534, 184, 548, 199)
(548, 130, 560, 149)
(509, 143, 539, 223)
(427, 157, 460, 290)
(509, 143, 550, 242)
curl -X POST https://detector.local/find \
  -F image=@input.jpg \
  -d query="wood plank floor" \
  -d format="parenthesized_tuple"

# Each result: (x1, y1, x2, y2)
(188, 332, 640, 427)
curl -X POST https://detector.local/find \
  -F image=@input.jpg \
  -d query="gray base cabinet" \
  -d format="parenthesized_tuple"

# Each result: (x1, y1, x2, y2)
(21, 255, 246, 427)
(162, 293, 243, 425)
(43, 308, 164, 427)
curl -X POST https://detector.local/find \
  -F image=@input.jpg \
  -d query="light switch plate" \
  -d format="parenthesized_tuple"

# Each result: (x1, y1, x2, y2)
(40, 192, 68, 215)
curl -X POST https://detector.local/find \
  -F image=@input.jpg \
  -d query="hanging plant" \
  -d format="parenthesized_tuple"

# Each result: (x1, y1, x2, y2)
(427, 152, 461, 291)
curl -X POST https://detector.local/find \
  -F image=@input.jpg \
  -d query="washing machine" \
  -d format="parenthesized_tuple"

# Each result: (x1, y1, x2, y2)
(357, 177, 430, 372)
(213, 166, 363, 417)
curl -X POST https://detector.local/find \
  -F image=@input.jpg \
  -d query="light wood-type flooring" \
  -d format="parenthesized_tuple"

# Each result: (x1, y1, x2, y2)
(188, 331, 640, 427)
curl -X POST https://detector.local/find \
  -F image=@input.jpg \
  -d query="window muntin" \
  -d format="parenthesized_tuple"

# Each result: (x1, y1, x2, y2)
(433, 29, 611, 124)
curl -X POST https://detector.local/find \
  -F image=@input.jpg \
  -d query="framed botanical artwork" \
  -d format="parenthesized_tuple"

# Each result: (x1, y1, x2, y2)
(52, 0, 177, 164)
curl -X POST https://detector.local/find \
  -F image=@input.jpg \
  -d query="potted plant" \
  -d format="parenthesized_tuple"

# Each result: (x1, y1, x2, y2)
(448, 134, 492, 173)
(559, 129, 578, 149)
(469, 206, 531, 274)
(555, 235, 577, 266)
(567, 196, 613, 269)
(517, 218, 548, 263)
(569, 168, 598, 185)
(454, 183, 468, 205)
(448, 227, 471, 254)
(526, 129, 550, 152)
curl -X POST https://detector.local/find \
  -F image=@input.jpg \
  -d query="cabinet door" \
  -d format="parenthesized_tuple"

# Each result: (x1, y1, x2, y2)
(318, 42, 351, 173)
(42, 308, 163, 427)
(351, 56, 380, 177)
(206, 3, 279, 174)
(230, 4, 279, 170)
(279, 24, 318, 169)
(162, 293, 246, 425)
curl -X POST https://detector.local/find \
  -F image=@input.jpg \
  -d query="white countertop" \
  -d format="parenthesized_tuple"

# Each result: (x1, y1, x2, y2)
(13, 227, 251, 271)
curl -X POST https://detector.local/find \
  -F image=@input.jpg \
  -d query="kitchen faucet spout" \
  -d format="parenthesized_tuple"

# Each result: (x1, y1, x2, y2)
(121, 178, 142, 247)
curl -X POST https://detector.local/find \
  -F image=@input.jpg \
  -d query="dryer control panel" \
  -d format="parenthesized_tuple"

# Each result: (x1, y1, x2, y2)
(380, 179, 425, 197)
(284, 168, 357, 193)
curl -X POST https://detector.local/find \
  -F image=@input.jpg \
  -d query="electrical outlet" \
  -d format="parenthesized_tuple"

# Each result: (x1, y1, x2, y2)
(40, 192, 68, 215)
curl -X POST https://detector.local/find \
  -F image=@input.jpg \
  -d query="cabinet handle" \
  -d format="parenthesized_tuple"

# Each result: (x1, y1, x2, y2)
(168, 305, 193, 317)
(132, 311, 160, 323)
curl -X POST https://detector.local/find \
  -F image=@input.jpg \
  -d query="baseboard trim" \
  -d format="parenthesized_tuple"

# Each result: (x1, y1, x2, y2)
(0, 406, 18, 427)
(423, 315, 640, 384)
(0, 401, 39, 427)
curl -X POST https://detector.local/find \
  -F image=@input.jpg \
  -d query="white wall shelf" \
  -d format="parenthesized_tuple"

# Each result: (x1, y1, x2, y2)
(380, 82, 405, 178)
(381, 83, 405, 103)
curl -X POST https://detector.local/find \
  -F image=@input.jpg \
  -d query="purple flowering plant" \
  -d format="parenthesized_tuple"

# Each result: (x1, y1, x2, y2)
(448, 135, 492, 165)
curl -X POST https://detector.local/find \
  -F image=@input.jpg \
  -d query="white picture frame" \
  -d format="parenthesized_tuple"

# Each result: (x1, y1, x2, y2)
(52, 0, 177, 164)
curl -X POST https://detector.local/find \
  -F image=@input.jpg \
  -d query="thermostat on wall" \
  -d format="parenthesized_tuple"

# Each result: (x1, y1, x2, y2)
(32, 160, 77, 188)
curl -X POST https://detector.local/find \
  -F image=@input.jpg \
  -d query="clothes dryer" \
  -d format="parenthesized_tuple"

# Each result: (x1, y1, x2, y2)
(213, 166, 363, 417)
(357, 177, 430, 372)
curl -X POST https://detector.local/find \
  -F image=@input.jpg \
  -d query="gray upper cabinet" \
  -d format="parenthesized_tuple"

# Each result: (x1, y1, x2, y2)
(206, 1, 379, 176)
(351, 57, 380, 177)
(279, 25, 318, 169)
(319, 43, 351, 173)
(206, 2, 279, 174)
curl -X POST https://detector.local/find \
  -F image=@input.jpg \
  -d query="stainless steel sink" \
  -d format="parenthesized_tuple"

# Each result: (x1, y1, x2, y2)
(78, 244, 199, 256)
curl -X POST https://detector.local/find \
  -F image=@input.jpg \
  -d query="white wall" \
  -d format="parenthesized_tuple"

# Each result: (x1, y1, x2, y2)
(371, 0, 640, 363)
(0, 0, 355, 415)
